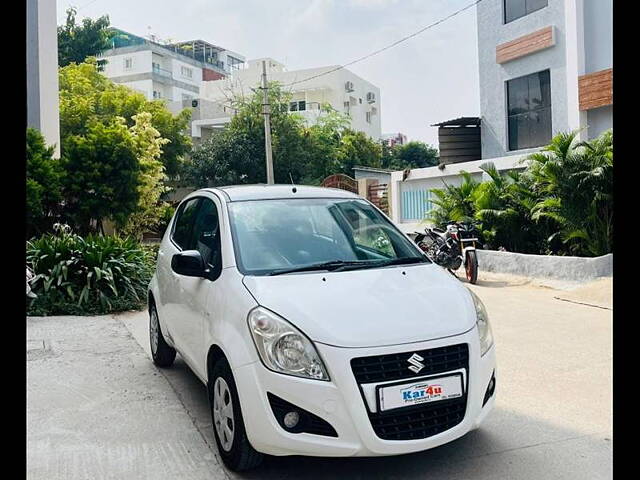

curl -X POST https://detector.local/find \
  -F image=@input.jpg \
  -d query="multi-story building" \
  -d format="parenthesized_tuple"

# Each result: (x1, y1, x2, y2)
(387, 0, 612, 233)
(381, 133, 408, 148)
(27, 0, 60, 157)
(198, 58, 382, 139)
(99, 28, 245, 103)
(478, 0, 612, 159)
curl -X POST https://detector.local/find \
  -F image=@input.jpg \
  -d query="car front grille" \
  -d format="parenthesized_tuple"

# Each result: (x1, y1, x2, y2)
(367, 395, 467, 440)
(351, 343, 469, 441)
(350, 343, 469, 384)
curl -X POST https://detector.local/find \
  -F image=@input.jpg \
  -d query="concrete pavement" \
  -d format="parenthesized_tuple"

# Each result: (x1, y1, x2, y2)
(28, 272, 612, 479)
(27, 314, 227, 480)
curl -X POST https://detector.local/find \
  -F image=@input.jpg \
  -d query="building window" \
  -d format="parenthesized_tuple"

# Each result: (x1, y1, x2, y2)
(366, 111, 372, 124)
(181, 66, 193, 78)
(504, 0, 548, 24)
(289, 101, 306, 112)
(152, 62, 160, 72)
(506, 69, 551, 151)
(401, 190, 432, 221)
(153, 90, 162, 99)
(124, 57, 133, 70)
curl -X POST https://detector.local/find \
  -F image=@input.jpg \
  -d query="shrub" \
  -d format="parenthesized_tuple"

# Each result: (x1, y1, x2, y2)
(27, 224, 156, 316)
(27, 128, 63, 238)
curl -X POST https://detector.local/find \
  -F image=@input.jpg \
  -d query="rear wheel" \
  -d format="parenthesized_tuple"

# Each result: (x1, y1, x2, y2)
(149, 304, 176, 367)
(209, 358, 263, 471)
(465, 250, 479, 284)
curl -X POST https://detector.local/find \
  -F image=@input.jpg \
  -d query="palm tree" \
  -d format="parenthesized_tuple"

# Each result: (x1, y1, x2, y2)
(427, 172, 479, 227)
(525, 130, 613, 256)
(473, 162, 547, 253)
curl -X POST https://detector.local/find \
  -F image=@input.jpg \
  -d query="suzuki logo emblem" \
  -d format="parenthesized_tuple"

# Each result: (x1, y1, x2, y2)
(407, 353, 425, 373)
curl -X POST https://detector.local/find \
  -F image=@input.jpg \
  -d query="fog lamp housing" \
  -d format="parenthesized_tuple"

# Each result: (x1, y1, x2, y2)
(483, 371, 496, 406)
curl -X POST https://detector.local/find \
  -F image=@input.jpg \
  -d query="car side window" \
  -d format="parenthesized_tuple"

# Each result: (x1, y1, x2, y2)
(189, 198, 222, 269)
(172, 198, 201, 250)
(338, 203, 396, 258)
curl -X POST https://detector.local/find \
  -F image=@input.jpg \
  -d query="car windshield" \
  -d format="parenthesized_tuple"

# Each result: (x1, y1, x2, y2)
(228, 197, 429, 276)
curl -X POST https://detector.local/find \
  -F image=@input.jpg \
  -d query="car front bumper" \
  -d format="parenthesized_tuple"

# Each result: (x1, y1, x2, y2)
(233, 327, 496, 457)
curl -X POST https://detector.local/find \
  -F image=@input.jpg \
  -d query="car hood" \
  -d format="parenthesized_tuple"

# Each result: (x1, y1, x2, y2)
(242, 263, 477, 348)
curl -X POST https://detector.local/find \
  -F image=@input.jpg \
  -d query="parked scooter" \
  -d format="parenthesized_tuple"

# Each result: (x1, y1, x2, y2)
(414, 221, 481, 284)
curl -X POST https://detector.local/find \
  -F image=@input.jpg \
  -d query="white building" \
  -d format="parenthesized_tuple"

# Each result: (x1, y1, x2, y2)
(384, 0, 612, 234)
(27, 0, 60, 157)
(478, 0, 612, 158)
(198, 58, 382, 139)
(99, 28, 245, 103)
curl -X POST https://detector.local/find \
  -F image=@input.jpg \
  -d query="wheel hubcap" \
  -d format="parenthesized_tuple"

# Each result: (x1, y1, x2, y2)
(213, 377, 234, 452)
(150, 309, 159, 355)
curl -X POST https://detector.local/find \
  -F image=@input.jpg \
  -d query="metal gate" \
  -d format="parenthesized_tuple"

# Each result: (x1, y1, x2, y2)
(321, 174, 358, 193)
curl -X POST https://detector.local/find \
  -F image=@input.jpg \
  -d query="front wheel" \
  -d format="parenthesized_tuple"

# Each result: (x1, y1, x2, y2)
(209, 358, 263, 471)
(465, 250, 479, 284)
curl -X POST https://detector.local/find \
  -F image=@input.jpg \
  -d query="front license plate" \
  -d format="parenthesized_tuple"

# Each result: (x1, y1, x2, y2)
(378, 374, 464, 412)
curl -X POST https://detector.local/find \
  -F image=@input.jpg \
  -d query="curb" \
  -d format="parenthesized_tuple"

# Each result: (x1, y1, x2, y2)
(476, 250, 613, 282)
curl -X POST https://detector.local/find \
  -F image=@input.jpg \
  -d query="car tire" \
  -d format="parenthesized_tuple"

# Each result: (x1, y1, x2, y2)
(209, 358, 263, 471)
(149, 303, 176, 368)
(465, 250, 479, 284)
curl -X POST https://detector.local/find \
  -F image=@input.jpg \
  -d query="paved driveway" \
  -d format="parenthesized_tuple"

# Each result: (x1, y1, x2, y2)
(28, 273, 612, 479)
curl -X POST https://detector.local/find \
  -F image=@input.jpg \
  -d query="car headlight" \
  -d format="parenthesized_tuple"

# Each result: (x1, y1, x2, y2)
(469, 290, 494, 356)
(248, 306, 330, 381)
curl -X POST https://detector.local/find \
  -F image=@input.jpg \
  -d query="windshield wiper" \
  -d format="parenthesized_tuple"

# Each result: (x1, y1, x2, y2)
(268, 260, 377, 276)
(374, 256, 430, 267)
(268, 257, 427, 276)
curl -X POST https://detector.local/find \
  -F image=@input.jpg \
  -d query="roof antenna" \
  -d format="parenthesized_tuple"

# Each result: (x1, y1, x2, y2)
(289, 172, 297, 193)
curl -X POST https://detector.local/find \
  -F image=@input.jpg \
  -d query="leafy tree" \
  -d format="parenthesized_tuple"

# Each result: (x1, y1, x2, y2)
(59, 61, 191, 179)
(338, 129, 382, 176)
(119, 113, 170, 238)
(299, 107, 350, 184)
(184, 84, 380, 187)
(392, 141, 439, 169)
(380, 141, 396, 169)
(185, 130, 243, 188)
(27, 128, 63, 238)
(60, 117, 141, 233)
(57, 7, 114, 69)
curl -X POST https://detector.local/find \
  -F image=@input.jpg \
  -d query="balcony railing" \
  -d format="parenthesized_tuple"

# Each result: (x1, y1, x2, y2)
(152, 66, 173, 79)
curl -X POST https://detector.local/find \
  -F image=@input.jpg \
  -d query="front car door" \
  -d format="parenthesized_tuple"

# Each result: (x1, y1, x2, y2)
(160, 195, 223, 378)
(156, 196, 200, 347)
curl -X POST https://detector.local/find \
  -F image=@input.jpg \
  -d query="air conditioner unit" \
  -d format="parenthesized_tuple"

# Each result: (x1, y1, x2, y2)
(345, 81, 354, 92)
(366, 92, 376, 103)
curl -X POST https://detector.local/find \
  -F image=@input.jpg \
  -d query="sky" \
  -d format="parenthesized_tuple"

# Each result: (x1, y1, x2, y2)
(57, 0, 481, 147)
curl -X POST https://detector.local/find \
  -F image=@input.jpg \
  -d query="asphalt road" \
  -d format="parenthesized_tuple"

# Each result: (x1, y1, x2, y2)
(27, 272, 612, 479)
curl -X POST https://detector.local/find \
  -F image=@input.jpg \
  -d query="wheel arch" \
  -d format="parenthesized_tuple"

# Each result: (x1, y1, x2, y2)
(147, 290, 156, 311)
(206, 344, 229, 386)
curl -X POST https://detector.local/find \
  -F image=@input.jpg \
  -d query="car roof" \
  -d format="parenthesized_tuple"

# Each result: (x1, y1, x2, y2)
(205, 184, 361, 202)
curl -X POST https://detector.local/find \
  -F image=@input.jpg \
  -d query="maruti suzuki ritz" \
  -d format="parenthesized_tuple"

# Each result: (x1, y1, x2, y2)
(148, 185, 496, 471)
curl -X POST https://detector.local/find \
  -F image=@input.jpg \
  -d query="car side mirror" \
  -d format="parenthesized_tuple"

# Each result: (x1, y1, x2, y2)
(171, 250, 206, 277)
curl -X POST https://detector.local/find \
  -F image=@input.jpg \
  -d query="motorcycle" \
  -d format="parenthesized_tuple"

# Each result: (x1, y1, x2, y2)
(414, 221, 481, 284)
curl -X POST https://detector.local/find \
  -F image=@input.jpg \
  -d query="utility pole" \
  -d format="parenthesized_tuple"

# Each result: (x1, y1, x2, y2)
(261, 60, 275, 184)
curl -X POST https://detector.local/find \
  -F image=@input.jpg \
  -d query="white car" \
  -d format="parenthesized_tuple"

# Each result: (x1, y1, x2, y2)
(148, 185, 496, 471)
